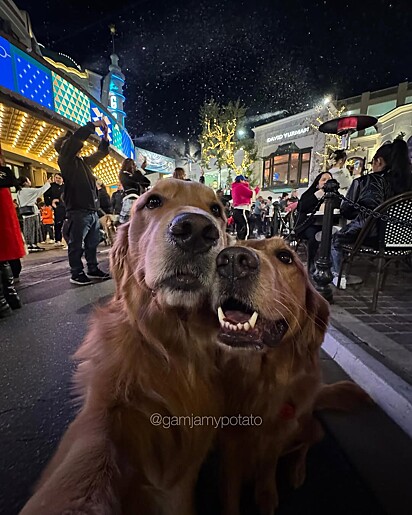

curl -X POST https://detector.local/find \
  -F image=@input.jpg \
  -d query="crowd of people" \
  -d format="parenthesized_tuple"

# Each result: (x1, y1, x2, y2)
(1, 118, 411, 317)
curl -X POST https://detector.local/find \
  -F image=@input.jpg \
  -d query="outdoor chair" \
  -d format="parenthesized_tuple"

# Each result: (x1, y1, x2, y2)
(337, 191, 412, 312)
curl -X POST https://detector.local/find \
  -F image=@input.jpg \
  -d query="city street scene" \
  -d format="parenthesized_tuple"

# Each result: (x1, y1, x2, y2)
(0, 1, 411, 514)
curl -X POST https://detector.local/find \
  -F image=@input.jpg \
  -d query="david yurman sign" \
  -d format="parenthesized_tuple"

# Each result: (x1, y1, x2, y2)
(266, 126, 310, 143)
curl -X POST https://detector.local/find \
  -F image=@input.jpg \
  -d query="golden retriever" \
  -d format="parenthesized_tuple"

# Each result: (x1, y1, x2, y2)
(20, 179, 228, 515)
(214, 237, 370, 515)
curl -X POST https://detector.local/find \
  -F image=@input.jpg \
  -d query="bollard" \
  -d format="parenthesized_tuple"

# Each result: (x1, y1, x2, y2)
(312, 179, 340, 303)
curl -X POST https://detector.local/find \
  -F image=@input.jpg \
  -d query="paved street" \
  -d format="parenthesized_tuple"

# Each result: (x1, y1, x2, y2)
(0, 251, 411, 514)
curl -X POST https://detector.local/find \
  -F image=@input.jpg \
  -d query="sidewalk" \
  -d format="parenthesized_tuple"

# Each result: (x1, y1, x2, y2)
(330, 259, 412, 385)
(321, 258, 412, 438)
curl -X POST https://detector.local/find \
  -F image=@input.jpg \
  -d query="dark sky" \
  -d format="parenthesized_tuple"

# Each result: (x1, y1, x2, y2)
(18, 0, 412, 156)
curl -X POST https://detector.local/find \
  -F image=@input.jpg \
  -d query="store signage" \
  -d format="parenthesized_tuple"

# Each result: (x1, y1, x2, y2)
(266, 126, 310, 143)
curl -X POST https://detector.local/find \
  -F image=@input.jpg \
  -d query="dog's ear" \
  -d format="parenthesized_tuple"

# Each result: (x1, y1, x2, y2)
(110, 222, 131, 298)
(303, 281, 330, 352)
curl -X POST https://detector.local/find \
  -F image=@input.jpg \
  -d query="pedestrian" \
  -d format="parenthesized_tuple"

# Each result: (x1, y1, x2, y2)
(111, 183, 124, 217)
(119, 156, 150, 196)
(44, 173, 64, 206)
(231, 175, 259, 240)
(17, 176, 51, 252)
(54, 119, 111, 285)
(0, 152, 24, 317)
(39, 201, 54, 242)
(52, 195, 66, 247)
(173, 167, 186, 180)
(328, 149, 352, 192)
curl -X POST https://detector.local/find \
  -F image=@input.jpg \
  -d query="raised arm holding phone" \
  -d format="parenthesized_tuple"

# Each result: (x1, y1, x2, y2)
(54, 120, 111, 285)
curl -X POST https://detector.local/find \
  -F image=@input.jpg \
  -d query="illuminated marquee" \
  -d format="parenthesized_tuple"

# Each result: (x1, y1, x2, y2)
(266, 126, 310, 144)
(0, 35, 134, 160)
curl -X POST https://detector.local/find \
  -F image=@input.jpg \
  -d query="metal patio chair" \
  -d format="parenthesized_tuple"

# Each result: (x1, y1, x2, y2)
(337, 191, 412, 312)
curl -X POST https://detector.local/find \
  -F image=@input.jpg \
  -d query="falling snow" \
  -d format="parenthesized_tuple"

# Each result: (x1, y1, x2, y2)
(18, 0, 412, 156)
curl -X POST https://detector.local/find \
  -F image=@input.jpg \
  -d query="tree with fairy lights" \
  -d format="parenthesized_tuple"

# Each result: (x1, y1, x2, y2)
(199, 99, 257, 188)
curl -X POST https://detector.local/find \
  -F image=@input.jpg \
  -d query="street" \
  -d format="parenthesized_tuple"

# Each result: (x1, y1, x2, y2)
(0, 251, 411, 515)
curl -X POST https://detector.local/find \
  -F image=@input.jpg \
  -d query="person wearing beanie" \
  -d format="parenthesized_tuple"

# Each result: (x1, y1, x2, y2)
(55, 120, 111, 286)
(231, 175, 259, 240)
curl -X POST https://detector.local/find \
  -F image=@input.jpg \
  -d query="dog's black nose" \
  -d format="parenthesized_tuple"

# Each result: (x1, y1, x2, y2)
(216, 247, 259, 280)
(169, 213, 219, 253)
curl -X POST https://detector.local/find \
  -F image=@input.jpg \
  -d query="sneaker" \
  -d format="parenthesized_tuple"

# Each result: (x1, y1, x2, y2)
(332, 275, 347, 290)
(54, 241, 64, 246)
(70, 273, 93, 286)
(86, 269, 111, 281)
(62, 245, 68, 250)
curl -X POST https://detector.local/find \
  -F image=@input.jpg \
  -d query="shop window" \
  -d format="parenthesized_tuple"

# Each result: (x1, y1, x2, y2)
(367, 100, 396, 118)
(406, 96, 412, 105)
(263, 149, 311, 189)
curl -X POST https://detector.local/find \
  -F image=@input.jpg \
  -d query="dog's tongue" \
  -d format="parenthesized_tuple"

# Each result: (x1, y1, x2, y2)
(224, 310, 251, 324)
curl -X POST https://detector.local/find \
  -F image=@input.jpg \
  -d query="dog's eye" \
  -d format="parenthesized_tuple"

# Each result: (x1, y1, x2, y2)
(276, 250, 293, 264)
(210, 203, 222, 218)
(145, 195, 163, 210)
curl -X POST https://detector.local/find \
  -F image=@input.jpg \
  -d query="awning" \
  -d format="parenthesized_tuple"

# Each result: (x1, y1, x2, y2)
(0, 101, 124, 185)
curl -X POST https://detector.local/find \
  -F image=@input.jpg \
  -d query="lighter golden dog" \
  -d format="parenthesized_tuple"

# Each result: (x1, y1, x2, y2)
(214, 238, 370, 515)
(20, 179, 228, 515)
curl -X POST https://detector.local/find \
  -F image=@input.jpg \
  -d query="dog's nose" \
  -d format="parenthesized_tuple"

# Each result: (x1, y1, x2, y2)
(169, 213, 220, 253)
(216, 247, 259, 280)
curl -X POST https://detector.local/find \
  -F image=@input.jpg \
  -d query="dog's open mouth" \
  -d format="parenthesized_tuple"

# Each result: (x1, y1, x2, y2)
(217, 298, 288, 350)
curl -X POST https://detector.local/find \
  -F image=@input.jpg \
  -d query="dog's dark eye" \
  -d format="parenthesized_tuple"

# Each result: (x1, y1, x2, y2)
(210, 203, 221, 218)
(276, 250, 293, 264)
(145, 195, 163, 210)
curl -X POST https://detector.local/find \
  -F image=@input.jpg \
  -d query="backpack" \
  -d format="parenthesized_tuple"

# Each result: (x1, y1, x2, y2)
(119, 193, 139, 224)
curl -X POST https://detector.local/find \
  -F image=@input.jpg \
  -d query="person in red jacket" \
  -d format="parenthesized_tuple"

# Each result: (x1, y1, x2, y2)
(231, 175, 259, 240)
(0, 153, 24, 317)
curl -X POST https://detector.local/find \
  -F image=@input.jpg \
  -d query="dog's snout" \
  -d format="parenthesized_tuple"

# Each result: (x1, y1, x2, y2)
(217, 247, 259, 280)
(169, 213, 219, 253)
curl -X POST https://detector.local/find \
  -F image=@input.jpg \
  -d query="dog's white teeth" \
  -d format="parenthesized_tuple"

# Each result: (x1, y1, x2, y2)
(218, 307, 225, 324)
(229, 323, 238, 331)
(244, 322, 250, 331)
(224, 321, 231, 329)
(248, 311, 259, 329)
(237, 323, 243, 330)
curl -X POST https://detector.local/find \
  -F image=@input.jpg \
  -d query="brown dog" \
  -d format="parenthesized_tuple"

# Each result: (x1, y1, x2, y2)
(20, 179, 228, 515)
(214, 238, 370, 515)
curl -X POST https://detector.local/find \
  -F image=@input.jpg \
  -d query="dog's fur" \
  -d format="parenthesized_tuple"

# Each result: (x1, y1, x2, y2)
(215, 238, 371, 515)
(20, 180, 228, 515)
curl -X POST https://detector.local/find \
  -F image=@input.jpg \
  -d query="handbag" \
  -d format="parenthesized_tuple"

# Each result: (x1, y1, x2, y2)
(19, 205, 35, 216)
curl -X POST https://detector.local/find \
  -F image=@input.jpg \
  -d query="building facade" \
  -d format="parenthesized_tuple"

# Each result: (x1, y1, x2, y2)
(338, 82, 412, 168)
(252, 107, 331, 192)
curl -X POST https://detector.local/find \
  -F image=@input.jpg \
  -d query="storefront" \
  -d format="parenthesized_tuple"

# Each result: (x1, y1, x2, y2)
(253, 107, 330, 191)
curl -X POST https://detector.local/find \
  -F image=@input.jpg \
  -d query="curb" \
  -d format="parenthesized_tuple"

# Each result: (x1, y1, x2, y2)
(322, 325, 412, 438)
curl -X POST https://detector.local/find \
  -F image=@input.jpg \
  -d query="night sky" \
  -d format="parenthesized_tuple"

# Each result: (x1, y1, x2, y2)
(18, 0, 412, 156)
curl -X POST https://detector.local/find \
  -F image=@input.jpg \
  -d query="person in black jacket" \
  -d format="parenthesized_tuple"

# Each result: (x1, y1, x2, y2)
(294, 171, 332, 272)
(331, 139, 412, 289)
(96, 180, 112, 215)
(54, 120, 111, 285)
(111, 183, 124, 216)
(119, 157, 150, 195)
(44, 173, 64, 206)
